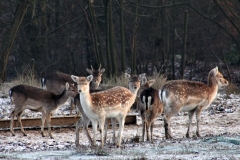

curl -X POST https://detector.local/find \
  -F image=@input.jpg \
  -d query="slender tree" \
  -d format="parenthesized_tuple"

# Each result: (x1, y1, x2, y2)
(120, 0, 126, 73)
(0, 0, 30, 81)
(131, 0, 139, 75)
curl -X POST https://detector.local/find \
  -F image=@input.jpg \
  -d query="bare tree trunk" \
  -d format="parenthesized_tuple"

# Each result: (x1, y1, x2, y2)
(0, 0, 30, 82)
(120, 0, 126, 73)
(103, 0, 112, 77)
(181, 10, 188, 79)
(41, 0, 48, 75)
(89, 0, 100, 66)
(131, 0, 139, 75)
(109, 0, 117, 77)
(171, 0, 176, 80)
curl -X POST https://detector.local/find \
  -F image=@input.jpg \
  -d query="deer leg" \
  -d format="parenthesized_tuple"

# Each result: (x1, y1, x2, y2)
(10, 107, 23, 136)
(91, 120, 98, 146)
(195, 107, 203, 137)
(99, 117, 105, 148)
(75, 102, 93, 144)
(146, 121, 150, 141)
(17, 111, 27, 136)
(104, 118, 109, 144)
(84, 118, 93, 145)
(186, 109, 196, 138)
(46, 112, 53, 139)
(75, 118, 81, 146)
(111, 118, 116, 144)
(142, 119, 146, 142)
(150, 121, 154, 141)
(10, 111, 15, 136)
(75, 116, 92, 146)
(116, 116, 125, 148)
(41, 111, 46, 137)
(70, 98, 75, 115)
(163, 114, 172, 139)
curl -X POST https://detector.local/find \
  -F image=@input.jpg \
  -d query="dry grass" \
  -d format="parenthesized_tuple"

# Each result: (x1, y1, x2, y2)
(224, 82, 240, 95)
(0, 66, 40, 96)
(148, 74, 167, 90)
(101, 73, 129, 89)
(101, 73, 166, 91)
(11, 66, 40, 87)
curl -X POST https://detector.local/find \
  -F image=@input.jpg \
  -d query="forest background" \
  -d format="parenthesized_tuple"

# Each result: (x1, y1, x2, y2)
(0, 0, 240, 84)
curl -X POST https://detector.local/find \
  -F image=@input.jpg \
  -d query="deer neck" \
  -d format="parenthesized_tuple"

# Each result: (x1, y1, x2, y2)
(207, 79, 219, 104)
(55, 89, 70, 107)
(131, 89, 139, 96)
(79, 90, 93, 110)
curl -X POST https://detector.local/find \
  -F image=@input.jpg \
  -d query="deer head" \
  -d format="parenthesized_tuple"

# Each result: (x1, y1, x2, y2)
(86, 64, 105, 89)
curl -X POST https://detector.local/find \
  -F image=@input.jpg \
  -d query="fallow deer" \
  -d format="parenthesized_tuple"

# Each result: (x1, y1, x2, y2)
(41, 65, 105, 114)
(71, 74, 140, 148)
(102, 73, 145, 145)
(159, 67, 229, 139)
(9, 83, 78, 138)
(74, 73, 145, 146)
(138, 79, 163, 142)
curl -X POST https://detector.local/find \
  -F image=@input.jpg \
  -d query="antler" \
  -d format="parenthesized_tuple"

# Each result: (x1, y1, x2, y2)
(98, 64, 101, 70)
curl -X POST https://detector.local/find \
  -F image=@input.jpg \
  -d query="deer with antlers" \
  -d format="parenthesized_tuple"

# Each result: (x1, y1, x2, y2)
(9, 83, 78, 138)
(71, 73, 141, 148)
(159, 67, 229, 139)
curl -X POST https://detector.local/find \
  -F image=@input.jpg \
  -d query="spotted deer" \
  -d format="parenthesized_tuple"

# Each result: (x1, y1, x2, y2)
(9, 83, 78, 138)
(74, 88, 103, 146)
(102, 73, 146, 145)
(74, 73, 145, 146)
(138, 79, 163, 142)
(41, 65, 105, 114)
(71, 74, 140, 148)
(159, 67, 229, 139)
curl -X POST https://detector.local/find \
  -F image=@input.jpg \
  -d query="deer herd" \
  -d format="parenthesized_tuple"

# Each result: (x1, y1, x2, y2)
(8, 66, 229, 148)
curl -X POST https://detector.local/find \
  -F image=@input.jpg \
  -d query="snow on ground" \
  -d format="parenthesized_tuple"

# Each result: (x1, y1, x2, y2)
(0, 93, 240, 159)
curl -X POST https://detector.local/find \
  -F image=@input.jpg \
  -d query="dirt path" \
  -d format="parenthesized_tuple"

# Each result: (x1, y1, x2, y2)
(1, 94, 240, 159)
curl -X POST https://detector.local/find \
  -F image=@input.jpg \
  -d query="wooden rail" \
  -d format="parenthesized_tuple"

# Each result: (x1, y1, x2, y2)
(0, 114, 137, 130)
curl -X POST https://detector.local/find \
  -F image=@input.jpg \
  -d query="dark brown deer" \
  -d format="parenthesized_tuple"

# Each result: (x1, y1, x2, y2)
(9, 83, 78, 138)
(41, 65, 105, 114)
(159, 67, 229, 139)
(138, 80, 163, 141)
(71, 74, 140, 148)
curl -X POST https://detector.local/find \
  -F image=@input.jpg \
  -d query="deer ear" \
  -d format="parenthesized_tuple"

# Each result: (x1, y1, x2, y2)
(66, 82, 69, 90)
(100, 68, 105, 74)
(87, 75, 93, 82)
(141, 77, 147, 85)
(71, 75, 78, 82)
(139, 73, 146, 79)
(125, 73, 131, 80)
(213, 67, 218, 76)
(86, 68, 93, 74)
(139, 73, 146, 84)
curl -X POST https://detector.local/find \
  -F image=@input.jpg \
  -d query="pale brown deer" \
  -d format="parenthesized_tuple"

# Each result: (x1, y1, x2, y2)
(9, 83, 78, 138)
(41, 65, 105, 114)
(74, 73, 144, 147)
(138, 80, 163, 142)
(159, 67, 229, 139)
(71, 74, 140, 148)
(102, 73, 145, 145)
